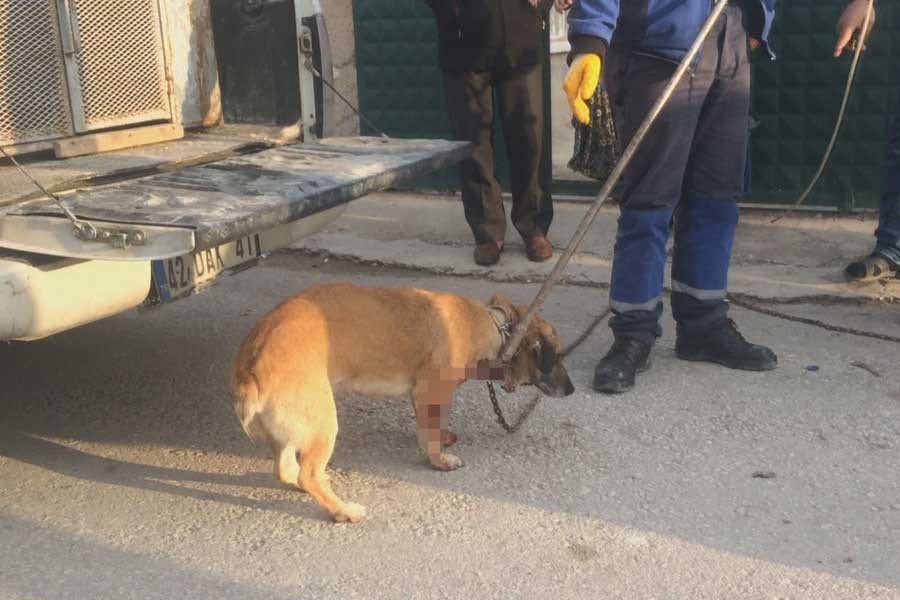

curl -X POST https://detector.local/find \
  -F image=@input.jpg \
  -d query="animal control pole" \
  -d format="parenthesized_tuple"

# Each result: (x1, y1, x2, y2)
(500, 0, 731, 364)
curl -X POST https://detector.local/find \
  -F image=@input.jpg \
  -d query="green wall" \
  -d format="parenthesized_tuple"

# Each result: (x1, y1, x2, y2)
(354, 0, 900, 209)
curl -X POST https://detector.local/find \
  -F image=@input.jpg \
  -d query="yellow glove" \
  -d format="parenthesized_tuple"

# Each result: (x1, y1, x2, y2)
(563, 53, 602, 125)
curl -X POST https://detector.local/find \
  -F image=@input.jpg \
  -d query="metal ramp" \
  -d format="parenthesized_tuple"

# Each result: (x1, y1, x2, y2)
(0, 136, 469, 261)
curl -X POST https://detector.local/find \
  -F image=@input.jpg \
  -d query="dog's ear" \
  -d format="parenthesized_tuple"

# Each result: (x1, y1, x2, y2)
(487, 294, 518, 325)
(533, 332, 557, 374)
(487, 293, 514, 310)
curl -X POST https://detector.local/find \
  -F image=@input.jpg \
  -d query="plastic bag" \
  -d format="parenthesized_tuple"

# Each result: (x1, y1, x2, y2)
(567, 85, 620, 181)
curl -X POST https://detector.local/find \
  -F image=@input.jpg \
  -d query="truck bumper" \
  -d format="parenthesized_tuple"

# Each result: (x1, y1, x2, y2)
(0, 254, 150, 341)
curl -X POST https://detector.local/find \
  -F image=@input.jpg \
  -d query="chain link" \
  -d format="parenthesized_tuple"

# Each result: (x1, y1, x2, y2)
(487, 381, 541, 434)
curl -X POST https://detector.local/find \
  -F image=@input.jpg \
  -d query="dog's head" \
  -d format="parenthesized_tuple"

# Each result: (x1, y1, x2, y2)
(488, 294, 575, 398)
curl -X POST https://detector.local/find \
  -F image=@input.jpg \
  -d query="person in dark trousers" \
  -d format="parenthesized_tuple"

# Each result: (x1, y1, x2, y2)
(423, 0, 555, 266)
(563, 0, 779, 394)
(835, 0, 900, 281)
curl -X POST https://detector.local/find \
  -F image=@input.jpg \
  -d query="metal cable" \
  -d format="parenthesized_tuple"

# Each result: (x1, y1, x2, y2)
(0, 144, 96, 239)
(303, 59, 391, 140)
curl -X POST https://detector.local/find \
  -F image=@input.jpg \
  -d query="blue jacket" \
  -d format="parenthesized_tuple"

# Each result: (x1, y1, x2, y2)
(568, 0, 776, 64)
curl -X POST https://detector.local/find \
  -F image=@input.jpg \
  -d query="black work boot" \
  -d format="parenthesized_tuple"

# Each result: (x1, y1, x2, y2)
(675, 319, 777, 371)
(593, 337, 652, 394)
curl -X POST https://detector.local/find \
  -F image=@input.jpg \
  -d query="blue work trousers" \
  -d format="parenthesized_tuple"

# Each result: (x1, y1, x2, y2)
(602, 3, 751, 344)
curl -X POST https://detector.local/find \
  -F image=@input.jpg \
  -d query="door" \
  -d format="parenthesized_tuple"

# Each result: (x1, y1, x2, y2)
(60, 0, 173, 132)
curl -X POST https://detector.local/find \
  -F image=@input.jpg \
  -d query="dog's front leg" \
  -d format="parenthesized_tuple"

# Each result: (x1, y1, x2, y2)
(413, 375, 463, 471)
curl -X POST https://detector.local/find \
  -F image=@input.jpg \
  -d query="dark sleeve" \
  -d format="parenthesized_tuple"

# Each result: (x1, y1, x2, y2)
(567, 36, 609, 64)
(541, 0, 554, 17)
(565, 0, 617, 64)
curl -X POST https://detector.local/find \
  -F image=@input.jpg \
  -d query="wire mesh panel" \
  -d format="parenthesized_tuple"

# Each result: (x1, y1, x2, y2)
(0, 0, 73, 146)
(68, 0, 171, 131)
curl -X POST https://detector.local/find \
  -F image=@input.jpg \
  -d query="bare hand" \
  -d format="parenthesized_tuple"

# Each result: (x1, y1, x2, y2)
(554, 0, 573, 12)
(835, 0, 876, 57)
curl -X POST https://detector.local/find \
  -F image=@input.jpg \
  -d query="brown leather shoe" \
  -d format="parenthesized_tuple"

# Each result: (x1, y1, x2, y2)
(525, 235, 553, 262)
(474, 240, 503, 266)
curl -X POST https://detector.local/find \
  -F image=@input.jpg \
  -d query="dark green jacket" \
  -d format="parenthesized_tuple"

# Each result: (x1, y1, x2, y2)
(423, 0, 553, 72)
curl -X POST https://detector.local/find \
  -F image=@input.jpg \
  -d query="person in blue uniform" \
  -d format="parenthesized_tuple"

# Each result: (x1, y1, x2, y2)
(562, 0, 779, 394)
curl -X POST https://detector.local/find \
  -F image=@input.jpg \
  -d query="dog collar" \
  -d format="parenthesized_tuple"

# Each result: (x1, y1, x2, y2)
(487, 305, 519, 392)
(488, 305, 515, 342)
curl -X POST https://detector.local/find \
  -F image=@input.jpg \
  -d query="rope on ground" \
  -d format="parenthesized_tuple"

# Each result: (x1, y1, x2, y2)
(562, 307, 611, 357)
(730, 296, 900, 344)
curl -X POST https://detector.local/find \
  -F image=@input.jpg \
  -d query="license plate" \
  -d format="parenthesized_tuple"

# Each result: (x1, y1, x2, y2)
(151, 234, 262, 302)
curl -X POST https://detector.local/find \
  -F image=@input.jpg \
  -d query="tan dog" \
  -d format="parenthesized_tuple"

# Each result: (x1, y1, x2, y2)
(231, 281, 574, 523)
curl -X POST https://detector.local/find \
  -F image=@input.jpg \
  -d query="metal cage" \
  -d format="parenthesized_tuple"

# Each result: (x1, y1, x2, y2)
(0, 0, 173, 148)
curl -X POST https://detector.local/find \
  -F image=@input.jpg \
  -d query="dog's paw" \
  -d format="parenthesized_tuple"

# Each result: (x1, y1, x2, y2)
(441, 430, 458, 447)
(333, 502, 366, 524)
(430, 453, 464, 471)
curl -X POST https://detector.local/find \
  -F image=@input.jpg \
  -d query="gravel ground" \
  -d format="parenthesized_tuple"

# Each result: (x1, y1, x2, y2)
(2, 253, 899, 599)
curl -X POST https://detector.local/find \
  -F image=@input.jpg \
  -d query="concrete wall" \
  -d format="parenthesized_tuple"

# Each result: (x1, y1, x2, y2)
(164, 0, 223, 128)
(321, 0, 360, 136)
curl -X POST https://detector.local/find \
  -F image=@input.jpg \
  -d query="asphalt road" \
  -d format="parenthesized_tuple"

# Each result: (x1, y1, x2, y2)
(2, 254, 899, 600)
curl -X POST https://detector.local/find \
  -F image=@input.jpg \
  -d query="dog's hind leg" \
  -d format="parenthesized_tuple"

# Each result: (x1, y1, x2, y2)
(296, 385, 366, 524)
(272, 443, 300, 488)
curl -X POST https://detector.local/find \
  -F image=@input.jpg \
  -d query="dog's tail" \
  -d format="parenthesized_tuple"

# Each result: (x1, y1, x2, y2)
(231, 369, 266, 444)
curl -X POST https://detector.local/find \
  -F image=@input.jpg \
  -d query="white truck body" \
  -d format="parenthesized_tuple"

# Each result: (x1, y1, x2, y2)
(0, 0, 467, 341)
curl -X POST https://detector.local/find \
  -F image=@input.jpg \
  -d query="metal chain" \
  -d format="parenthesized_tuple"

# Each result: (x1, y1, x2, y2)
(487, 381, 542, 434)
(486, 307, 610, 433)
(0, 144, 97, 240)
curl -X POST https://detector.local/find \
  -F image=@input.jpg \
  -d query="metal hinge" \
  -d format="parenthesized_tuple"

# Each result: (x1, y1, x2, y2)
(73, 223, 147, 249)
(299, 25, 314, 55)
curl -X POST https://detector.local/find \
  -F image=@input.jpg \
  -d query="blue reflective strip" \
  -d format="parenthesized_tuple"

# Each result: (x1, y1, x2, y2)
(610, 296, 662, 313)
(671, 280, 727, 301)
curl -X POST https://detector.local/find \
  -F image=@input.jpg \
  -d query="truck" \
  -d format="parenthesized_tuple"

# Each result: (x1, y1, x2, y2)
(0, 0, 467, 341)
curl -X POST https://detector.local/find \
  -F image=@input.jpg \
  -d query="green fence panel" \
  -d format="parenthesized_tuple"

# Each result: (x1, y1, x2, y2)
(749, 0, 900, 209)
(353, 1, 899, 210)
